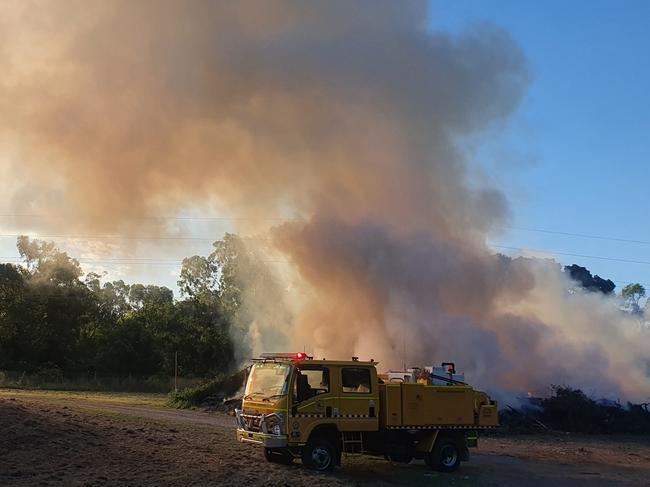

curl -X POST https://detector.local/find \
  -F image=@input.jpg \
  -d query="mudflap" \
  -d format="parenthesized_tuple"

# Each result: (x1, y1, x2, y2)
(461, 446, 470, 462)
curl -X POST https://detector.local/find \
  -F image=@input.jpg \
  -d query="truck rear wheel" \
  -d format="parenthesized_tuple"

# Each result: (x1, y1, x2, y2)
(264, 448, 293, 465)
(301, 438, 337, 471)
(425, 438, 461, 472)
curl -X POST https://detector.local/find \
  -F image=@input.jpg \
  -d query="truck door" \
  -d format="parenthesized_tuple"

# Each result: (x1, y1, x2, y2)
(338, 366, 379, 431)
(290, 365, 338, 434)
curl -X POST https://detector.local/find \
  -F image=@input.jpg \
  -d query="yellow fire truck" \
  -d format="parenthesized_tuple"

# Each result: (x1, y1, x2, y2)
(235, 353, 498, 472)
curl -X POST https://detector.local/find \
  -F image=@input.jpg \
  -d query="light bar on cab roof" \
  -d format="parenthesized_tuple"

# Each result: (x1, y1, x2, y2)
(259, 352, 313, 361)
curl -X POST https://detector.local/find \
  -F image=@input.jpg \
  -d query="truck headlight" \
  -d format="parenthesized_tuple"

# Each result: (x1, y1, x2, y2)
(263, 412, 284, 436)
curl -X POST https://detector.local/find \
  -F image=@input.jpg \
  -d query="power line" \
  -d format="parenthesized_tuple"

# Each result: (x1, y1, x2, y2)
(0, 214, 289, 222)
(1, 248, 646, 285)
(0, 258, 183, 266)
(0, 257, 289, 265)
(508, 226, 650, 246)
(1, 227, 646, 247)
(0, 233, 272, 242)
(0, 234, 226, 241)
(0, 257, 187, 262)
(493, 245, 650, 266)
(612, 280, 650, 287)
(0, 240, 648, 268)
(1, 213, 649, 246)
(2, 215, 650, 272)
(2, 256, 645, 287)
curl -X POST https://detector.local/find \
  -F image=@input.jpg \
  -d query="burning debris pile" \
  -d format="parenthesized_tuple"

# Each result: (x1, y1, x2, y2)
(0, 1, 649, 402)
(500, 387, 650, 435)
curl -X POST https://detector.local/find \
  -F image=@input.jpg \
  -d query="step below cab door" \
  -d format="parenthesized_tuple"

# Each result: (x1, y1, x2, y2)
(337, 366, 379, 432)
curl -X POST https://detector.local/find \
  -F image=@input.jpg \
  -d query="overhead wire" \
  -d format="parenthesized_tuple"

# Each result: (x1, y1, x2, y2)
(492, 245, 650, 266)
(0, 215, 648, 283)
(0, 214, 648, 244)
(0, 214, 290, 222)
(508, 226, 650, 246)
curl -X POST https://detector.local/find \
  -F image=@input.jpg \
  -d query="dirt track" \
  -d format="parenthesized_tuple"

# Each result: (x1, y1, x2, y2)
(1, 389, 650, 486)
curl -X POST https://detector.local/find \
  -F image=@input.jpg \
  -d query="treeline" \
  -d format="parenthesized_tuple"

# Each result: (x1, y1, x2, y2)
(0, 234, 265, 381)
(2, 233, 646, 387)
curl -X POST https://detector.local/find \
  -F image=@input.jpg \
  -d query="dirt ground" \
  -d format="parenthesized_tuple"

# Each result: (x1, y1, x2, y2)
(1, 389, 650, 487)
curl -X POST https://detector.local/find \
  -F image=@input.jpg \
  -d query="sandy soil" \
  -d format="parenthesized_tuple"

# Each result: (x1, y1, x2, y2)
(1, 389, 649, 487)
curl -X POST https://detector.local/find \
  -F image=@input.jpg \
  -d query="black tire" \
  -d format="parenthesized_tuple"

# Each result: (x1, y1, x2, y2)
(425, 438, 461, 472)
(264, 448, 293, 465)
(301, 438, 337, 471)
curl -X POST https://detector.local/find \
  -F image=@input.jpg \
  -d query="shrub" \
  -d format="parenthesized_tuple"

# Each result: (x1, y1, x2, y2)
(168, 369, 246, 409)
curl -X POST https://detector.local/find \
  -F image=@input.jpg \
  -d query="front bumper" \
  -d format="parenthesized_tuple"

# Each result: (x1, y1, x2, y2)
(235, 409, 287, 448)
(236, 428, 288, 448)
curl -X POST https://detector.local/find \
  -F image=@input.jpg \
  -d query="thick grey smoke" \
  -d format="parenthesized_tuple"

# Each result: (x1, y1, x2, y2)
(1, 1, 648, 400)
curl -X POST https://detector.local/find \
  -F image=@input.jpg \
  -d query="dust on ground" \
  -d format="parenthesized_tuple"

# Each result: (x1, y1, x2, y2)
(1, 389, 649, 487)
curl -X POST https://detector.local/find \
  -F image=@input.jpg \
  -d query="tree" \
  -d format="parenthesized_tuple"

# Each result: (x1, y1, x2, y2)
(622, 283, 646, 315)
(210, 233, 248, 317)
(210, 233, 290, 359)
(128, 284, 173, 308)
(17, 235, 83, 285)
(0, 264, 26, 369)
(0, 235, 242, 380)
(564, 264, 615, 295)
(177, 255, 218, 302)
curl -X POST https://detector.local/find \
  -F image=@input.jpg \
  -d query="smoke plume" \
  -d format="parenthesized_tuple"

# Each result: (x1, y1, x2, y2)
(1, 1, 648, 400)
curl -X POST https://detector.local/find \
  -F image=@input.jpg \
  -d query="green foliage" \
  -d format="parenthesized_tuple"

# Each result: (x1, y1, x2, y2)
(177, 233, 289, 360)
(177, 255, 218, 302)
(167, 369, 246, 408)
(0, 236, 244, 387)
(622, 283, 645, 303)
(564, 264, 615, 294)
(17, 235, 83, 284)
(621, 283, 646, 315)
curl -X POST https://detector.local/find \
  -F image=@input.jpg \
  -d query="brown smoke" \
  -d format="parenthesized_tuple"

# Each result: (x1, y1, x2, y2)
(1, 1, 648, 400)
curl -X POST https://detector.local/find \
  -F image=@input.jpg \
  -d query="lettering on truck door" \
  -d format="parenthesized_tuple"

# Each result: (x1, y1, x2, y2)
(338, 367, 379, 431)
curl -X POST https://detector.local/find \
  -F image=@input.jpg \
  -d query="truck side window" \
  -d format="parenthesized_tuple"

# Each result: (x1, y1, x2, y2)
(294, 367, 329, 402)
(342, 367, 371, 393)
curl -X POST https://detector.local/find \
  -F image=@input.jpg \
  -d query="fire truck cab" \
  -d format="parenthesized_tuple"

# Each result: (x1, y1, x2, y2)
(236, 353, 498, 472)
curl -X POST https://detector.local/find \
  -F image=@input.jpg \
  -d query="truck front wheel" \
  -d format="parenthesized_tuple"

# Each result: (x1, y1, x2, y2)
(264, 448, 293, 465)
(425, 438, 461, 472)
(301, 438, 337, 471)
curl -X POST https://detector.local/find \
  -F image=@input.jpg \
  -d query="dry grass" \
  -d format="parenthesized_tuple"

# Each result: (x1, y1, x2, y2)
(2, 390, 650, 487)
(0, 388, 167, 408)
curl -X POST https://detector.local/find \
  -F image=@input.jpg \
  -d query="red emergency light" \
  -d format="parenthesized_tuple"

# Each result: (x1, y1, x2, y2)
(258, 352, 313, 361)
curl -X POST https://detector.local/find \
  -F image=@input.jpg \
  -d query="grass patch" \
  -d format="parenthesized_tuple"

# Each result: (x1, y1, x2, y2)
(0, 388, 168, 407)
(0, 370, 204, 393)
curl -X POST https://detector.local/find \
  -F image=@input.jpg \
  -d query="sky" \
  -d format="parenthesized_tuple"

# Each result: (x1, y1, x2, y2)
(2, 0, 649, 296)
(429, 0, 650, 291)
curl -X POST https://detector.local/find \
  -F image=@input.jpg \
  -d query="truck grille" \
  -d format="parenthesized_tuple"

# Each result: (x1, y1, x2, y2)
(241, 413, 262, 432)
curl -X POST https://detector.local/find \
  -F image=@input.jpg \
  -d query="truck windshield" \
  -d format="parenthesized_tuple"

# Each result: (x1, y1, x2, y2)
(245, 363, 291, 400)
